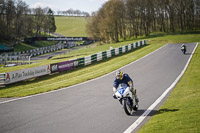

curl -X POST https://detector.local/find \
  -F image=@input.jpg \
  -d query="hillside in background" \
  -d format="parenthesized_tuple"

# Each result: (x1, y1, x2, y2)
(55, 16, 88, 37)
(4, 16, 88, 52)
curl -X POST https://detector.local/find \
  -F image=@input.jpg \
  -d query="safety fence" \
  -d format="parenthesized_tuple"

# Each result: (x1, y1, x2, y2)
(0, 42, 64, 65)
(0, 40, 146, 86)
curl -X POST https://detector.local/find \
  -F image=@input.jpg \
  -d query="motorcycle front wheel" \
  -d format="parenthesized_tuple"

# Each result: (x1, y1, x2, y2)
(123, 99, 133, 115)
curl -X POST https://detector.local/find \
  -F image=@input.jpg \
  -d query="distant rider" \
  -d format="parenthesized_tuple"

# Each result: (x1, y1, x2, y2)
(181, 44, 186, 54)
(113, 69, 139, 102)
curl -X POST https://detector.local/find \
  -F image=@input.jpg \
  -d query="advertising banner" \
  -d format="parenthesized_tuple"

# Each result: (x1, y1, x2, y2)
(5, 65, 51, 84)
(30, 37, 89, 41)
(50, 60, 79, 73)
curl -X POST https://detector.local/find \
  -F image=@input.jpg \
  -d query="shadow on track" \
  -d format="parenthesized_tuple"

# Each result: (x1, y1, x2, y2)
(131, 108, 179, 116)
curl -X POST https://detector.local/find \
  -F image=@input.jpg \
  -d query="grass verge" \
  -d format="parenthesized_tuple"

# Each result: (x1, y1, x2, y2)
(55, 16, 88, 37)
(138, 43, 200, 133)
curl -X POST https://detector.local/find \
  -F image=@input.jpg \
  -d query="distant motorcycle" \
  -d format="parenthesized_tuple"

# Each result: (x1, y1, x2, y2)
(113, 83, 138, 115)
(181, 44, 186, 54)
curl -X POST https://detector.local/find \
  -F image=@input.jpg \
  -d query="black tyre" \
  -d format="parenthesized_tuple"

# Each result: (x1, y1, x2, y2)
(123, 99, 132, 115)
(133, 104, 138, 111)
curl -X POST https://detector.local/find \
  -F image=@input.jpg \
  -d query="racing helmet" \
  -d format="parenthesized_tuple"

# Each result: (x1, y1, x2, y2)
(116, 69, 123, 80)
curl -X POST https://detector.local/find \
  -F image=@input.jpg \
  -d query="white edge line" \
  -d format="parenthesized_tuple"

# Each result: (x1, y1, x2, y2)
(123, 42, 199, 133)
(0, 44, 167, 104)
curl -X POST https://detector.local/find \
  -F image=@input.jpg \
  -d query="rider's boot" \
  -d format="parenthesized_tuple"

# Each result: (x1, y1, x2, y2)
(131, 89, 139, 103)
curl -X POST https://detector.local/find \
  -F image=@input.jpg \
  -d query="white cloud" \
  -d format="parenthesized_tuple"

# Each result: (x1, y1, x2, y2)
(30, 2, 53, 9)
(89, 0, 108, 2)
(27, 0, 109, 14)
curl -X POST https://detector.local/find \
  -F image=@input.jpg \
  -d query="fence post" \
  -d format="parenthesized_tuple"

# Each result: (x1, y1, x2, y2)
(78, 58, 85, 67)
(119, 47, 122, 54)
(91, 54, 97, 63)
(0, 73, 5, 87)
(111, 49, 115, 57)
(84, 56, 91, 66)
(102, 51, 107, 60)
(97, 52, 103, 61)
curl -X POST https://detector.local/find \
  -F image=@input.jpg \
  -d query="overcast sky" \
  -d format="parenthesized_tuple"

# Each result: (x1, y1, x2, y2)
(25, 0, 108, 14)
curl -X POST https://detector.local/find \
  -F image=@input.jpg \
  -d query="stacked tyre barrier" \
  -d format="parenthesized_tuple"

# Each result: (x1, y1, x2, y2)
(0, 40, 146, 86)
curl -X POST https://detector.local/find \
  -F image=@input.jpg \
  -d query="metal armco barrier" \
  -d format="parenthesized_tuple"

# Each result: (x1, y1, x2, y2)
(1, 40, 146, 86)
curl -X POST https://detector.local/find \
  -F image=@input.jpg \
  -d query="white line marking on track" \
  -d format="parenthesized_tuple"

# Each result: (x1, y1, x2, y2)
(123, 43, 198, 133)
(0, 44, 167, 105)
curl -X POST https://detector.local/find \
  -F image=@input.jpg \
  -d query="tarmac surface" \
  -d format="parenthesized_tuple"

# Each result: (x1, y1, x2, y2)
(0, 43, 197, 133)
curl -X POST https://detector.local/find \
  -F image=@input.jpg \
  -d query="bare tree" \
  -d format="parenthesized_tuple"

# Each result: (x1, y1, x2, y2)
(5, 0, 15, 41)
(0, 0, 6, 40)
(15, 0, 29, 40)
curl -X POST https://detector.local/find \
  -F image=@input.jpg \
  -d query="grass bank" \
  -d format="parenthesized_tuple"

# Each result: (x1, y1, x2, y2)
(55, 16, 88, 37)
(14, 41, 58, 52)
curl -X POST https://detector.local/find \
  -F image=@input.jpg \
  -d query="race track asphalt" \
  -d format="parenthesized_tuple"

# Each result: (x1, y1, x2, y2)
(0, 43, 197, 133)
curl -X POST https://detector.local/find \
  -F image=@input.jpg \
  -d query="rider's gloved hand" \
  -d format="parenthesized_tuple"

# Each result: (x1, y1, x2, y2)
(113, 94, 117, 99)
(113, 87, 117, 92)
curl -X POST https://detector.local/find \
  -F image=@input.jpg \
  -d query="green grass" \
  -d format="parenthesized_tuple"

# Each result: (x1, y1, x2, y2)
(138, 43, 200, 133)
(14, 42, 36, 52)
(55, 16, 88, 37)
(14, 41, 58, 52)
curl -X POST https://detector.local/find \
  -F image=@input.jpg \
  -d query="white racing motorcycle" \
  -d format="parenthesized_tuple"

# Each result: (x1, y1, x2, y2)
(113, 83, 138, 115)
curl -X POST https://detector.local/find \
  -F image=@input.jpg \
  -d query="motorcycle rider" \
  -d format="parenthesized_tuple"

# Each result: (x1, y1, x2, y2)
(113, 69, 139, 103)
(181, 44, 186, 54)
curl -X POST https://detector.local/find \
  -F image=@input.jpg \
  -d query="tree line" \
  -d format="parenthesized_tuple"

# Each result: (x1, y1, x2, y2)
(87, 0, 200, 43)
(0, 0, 56, 45)
(57, 9, 90, 17)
